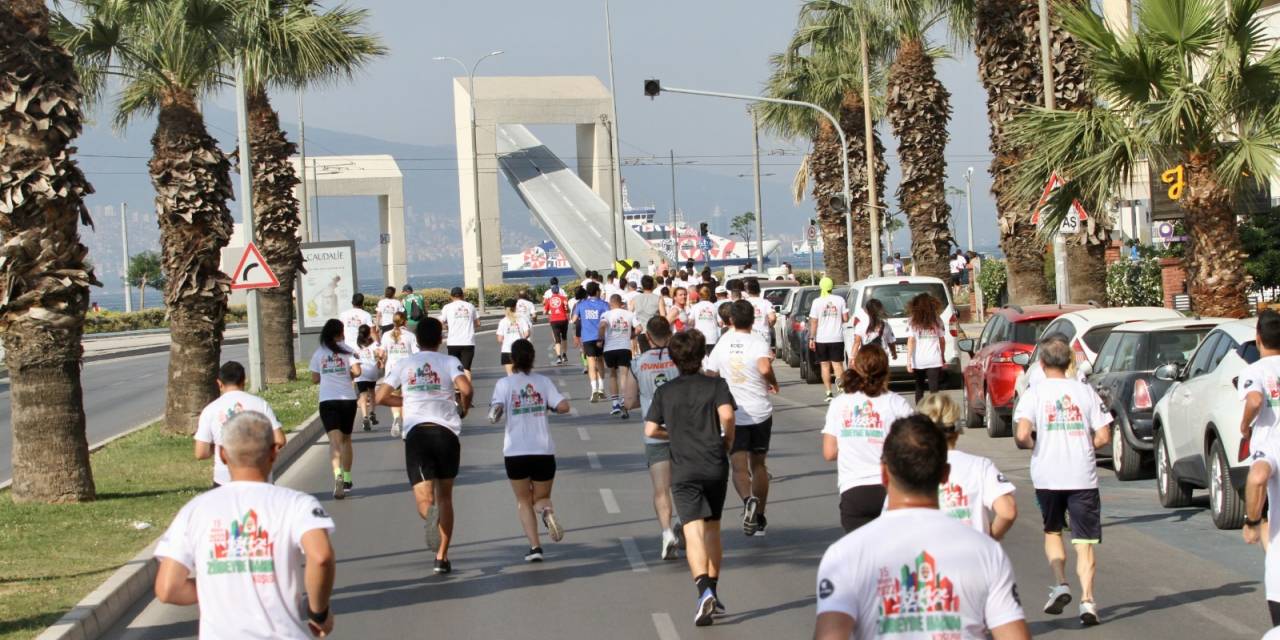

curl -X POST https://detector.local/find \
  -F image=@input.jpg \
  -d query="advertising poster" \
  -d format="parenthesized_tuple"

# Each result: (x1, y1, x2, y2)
(297, 241, 357, 334)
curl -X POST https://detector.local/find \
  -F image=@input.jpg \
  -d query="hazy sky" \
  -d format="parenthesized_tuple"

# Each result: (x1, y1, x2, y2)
(208, 0, 1003, 248)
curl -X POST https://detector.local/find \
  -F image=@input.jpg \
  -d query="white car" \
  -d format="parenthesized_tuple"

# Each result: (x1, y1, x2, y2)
(1152, 318, 1259, 529)
(842, 276, 960, 384)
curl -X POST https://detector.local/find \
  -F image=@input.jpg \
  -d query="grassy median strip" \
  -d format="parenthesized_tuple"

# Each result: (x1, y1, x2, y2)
(0, 366, 319, 640)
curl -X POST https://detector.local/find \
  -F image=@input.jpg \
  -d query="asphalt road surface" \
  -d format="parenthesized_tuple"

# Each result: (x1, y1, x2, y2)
(0, 344, 248, 483)
(110, 325, 1271, 639)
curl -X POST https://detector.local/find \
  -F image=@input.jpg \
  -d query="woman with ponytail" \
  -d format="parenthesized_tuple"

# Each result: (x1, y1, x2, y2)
(310, 318, 362, 499)
(820, 345, 914, 533)
(380, 311, 418, 436)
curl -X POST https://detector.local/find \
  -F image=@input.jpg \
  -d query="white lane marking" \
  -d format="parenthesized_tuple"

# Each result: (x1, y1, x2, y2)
(1153, 586, 1258, 636)
(651, 613, 680, 640)
(587, 451, 602, 470)
(578, 426, 591, 441)
(600, 488, 621, 514)
(620, 536, 649, 573)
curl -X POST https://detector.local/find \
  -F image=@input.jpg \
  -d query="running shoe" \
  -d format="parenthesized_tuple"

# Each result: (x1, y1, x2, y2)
(370, 412, 379, 425)
(591, 391, 604, 403)
(610, 403, 622, 416)
(362, 416, 372, 432)
(661, 530, 678, 560)
(525, 547, 545, 563)
(713, 594, 726, 615)
(673, 523, 686, 549)
(390, 418, 402, 438)
(333, 474, 346, 500)
(824, 391, 833, 403)
(433, 558, 452, 575)
(754, 513, 768, 537)
(1043, 584, 1072, 615)
(694, 589, 716, 627)
(1079, 601, 1100, 626)
(620, 408, 629, 420)
(542, 508, 565, 542)
(424, 505, 441, 552)
(343, 480, 353, 491)
(742, 496, 760, 536)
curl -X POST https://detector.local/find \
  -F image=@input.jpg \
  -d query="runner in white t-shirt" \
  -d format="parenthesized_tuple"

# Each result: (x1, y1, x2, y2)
(353, 325, 384, 431)
(688, 284, 722, 352)
(339, 293, 376, 349)
(155, 412, 337, 639)
(814, 416, 1027, 640)
(194, 361, 283, 487)
(624, 316, 685, 559)
(376, 318, 473, 575)
(1239, 311, 1280, 625)
(743, 278, 776, 348)
(380, 313, 420, 436)
(808, 277, 849, 402)
(439, 287, 479, 378)
(489, 339, 571, 562)
(705, 299, 778, 537)
(821, 345, 914, 532)
(516, 290, 539, 326)
(905, 293, 946, 402)
(850, 298, 897, 361)
(375, 286, 405, 332)
(599, 294, 640, 417)
(918, 393, 1017, 539)
(309, 319, 362, 500)
(1013, 335, 1112, 626)
(496, 299, 533, 374)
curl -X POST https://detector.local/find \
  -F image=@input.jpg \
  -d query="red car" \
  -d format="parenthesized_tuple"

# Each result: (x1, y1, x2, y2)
(958, 304, 1091, 437)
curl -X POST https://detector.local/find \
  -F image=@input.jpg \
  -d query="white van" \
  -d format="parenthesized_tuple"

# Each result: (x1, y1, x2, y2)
(843, 276, 960, 383)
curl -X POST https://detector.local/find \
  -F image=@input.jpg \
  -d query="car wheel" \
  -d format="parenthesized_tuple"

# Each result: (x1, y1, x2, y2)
(1156, 430, 1193, 508)
(984, 392, 1010, 438)
(801, 352, 820, 384)
(1209, 438, 1245, 529)
(786, 346, 801, 368)
(1111, 421, 1147, 481)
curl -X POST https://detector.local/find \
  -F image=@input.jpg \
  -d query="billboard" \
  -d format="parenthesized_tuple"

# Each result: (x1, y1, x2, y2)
(296, 240, 357, 334)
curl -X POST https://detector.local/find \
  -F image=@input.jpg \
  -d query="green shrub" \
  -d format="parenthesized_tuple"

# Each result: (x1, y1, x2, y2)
(1106, 257, 1163, 307)
(84, 305, 247, 335)
(978, 259, 1008, 307)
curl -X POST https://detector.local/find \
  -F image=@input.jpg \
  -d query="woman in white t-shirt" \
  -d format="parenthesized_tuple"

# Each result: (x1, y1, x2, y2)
(850, 298, 897, 361)
(917, 393, 1018, 539)
(354, 325, 384, 432)
(905, 292, 946, 402)
(380, 312, 419, 436)
(309, 319, 362, 500)
(489, 339, 572, 562)
(496, 299, 532, 374)
(821, 345, 914, 532)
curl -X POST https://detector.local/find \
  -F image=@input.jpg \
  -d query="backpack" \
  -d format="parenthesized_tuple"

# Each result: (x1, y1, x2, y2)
(407, 295, 424, 322)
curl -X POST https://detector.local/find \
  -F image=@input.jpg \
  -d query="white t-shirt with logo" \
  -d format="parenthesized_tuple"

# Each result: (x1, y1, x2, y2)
(380, 329, 419, 374)
(354, 343, 382, 383)
(747, 295, 774, 344)
(376, 297, 404, 326)
(907, 321, 945, 370)
(440, 300, 478, 347)
(1248, 444, 1280, 600)
(1013, 378, 1112, 490)
(706, 331, 774, 425)
(821, 391, 915, 492)
(632, 348, 680, 445)
(689, 301, 722, 344)
(809, 294, 848, 344)
(940, 449, 1016, 535)
(338, 308, 373, 349)
(491, 372, 566, 456)
(600, 308, 639, 352)
(1239, 355, 1280, 440)
(308, 345, 356, 402)
(383, 351, 467, 436)
(497, 317, 532, 353)
(854, 317, 897, 355)
(815, 508, 1024, 640)
(194, 391, 282, 486)
(155, 482, 335, 640)
(516, 299, 538, 324)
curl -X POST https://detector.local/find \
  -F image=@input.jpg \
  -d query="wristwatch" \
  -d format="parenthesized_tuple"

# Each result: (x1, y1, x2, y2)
(1245, 516, 1264, 527)
(307, 605, 329, 625)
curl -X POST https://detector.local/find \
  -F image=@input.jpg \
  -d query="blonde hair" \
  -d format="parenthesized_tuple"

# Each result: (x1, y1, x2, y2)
(917, 393, 962, 436)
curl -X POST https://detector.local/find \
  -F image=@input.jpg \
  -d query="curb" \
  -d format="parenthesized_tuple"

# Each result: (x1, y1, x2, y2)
(32, 412, 324, 640)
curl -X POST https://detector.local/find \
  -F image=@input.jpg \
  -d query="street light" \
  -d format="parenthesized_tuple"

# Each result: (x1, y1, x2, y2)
(645, 79, 858, 284)
(964, 167, 975, 253)
(434, 50, 504, 315)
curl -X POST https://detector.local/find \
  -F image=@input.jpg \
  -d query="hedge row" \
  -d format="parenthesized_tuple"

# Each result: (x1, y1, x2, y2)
(84, 306, 248, 335)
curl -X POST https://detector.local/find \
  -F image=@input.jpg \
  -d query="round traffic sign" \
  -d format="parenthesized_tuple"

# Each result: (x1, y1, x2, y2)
(805, 225, 818, 242)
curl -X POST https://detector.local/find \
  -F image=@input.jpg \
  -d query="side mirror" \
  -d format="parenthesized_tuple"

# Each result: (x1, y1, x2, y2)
(957, 338, 975, 354)
(1154, 363, 1179, 381)
(1012, 352, 1032, 367)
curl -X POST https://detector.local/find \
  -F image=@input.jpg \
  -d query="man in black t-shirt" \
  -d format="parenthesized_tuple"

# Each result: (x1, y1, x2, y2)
(645, 329, 736, 628)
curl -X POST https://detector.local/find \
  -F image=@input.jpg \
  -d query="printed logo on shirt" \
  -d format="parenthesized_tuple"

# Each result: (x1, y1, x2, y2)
(939, 482, 972, 526)
(1043, 395, 1087, 434)
(405, 364, 442, 392)
(312, 507, 328, 518)
(319, 354, 347, 375)
(511, 384, 547, 416)
(820, 301, 840, 320)
(1266, 375, 1280, 408)
(839, 400, 884, 440)
(208, 509, 276, 582)
(654, 373, 670, 387)
(219, 401, 247, 426)
(876, 551, 962, 635)
(819, 578, 835, 599)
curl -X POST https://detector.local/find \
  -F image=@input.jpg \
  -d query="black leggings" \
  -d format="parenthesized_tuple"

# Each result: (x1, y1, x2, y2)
(913, 367, 941, 402)
(1270, 600, 1280, 626)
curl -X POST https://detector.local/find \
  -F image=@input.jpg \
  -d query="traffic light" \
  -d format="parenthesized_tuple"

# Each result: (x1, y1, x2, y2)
(699, 222, 709, 237)
(644, 79, 662, 98)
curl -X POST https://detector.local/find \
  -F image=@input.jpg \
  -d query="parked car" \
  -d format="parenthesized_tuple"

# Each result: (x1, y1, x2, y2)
(1153, 318, 1259, 529)
(957, 304, 1091, 438)
(1088, 318, 1224, 480)
(774, 287, 805, 367)
(837, 276, 961, 385)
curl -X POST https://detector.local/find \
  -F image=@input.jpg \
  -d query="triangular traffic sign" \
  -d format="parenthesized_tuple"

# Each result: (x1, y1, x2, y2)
(230, 242, 280, 290)
(1031, 172, 1088, 225)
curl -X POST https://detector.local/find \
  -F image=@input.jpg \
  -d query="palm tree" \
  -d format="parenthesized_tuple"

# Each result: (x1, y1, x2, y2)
(237, 0, 384, 383)
(59, 0, 236, 434)
(1, 1, 99, 502)
(1008, 0, 1280, 318)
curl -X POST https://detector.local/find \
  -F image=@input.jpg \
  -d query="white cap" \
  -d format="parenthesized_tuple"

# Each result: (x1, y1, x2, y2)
(715, 286, 727, 294)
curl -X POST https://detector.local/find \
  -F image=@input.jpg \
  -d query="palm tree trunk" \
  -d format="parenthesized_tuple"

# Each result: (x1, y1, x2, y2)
(246, 86, 302, 383)
(151, 90, 234, 435)
(1, 0, 98, 502)
(811, 121, 849, 284)
(887, 38, 956, 281)
(840, 91, 887, 280)
(1182, 154, 1250, 318)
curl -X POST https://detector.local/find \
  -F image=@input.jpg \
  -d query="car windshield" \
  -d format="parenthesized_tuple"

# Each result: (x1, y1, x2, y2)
(1011, 319, 1053, 345)
(864, 283, 948, 318)
(763, 289, 789, 306)
(1141, 329, 1212, 369)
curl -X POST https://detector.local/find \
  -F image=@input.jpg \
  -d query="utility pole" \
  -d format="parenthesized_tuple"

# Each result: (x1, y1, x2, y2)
(964, 168, 975, 252)
(1038, 0, 1070, 304)
(235, 57, 266, 392)
(751, 108, 765, 273)
(120, 202, 132, 312)
(603, 114, 619, 264)
(860, 23, 880, 277)
(298, 93, 312, 242)
(604, 0, 627, 259)
(669, 149, 679, 266)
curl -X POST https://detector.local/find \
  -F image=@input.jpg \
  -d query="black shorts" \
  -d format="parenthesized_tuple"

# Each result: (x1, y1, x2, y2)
(731, 417, 773, 454)
(583, 341, 603, 358)
(319, 400, 358, 435)
(355, 380, 375, 393)
(448, 345, 475, 371)
(501, 352, 514, 365)
(550, 321, 569, 343)
(673, 469, 729, 523)
(814, 341, 844, 363)
(840, 484, 887, 533)
(505, 455, 557, 481)
(404, 423, 461, 484)
(604, 349, 632, 369)
(1036, 488, 1102, 543)
(949, 273, 962, 286)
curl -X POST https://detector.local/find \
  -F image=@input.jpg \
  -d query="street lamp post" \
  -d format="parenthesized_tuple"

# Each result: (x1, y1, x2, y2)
(964, 167, 975, 252)
(751, 108, 765, 273)
(434, 51, 504, 315)
(645, 81, 857, 284)
(1037, 0, 1070, 304)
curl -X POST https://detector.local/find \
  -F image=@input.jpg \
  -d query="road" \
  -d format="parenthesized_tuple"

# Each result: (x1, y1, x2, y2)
(0, 344, 248, 483)
(109, 325, 1271, 639)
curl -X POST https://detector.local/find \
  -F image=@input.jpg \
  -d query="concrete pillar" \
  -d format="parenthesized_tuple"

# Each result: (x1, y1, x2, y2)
(576, 121, 616, 251)
(457, 81, 504, 288)
(380, 193, 407, 287)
